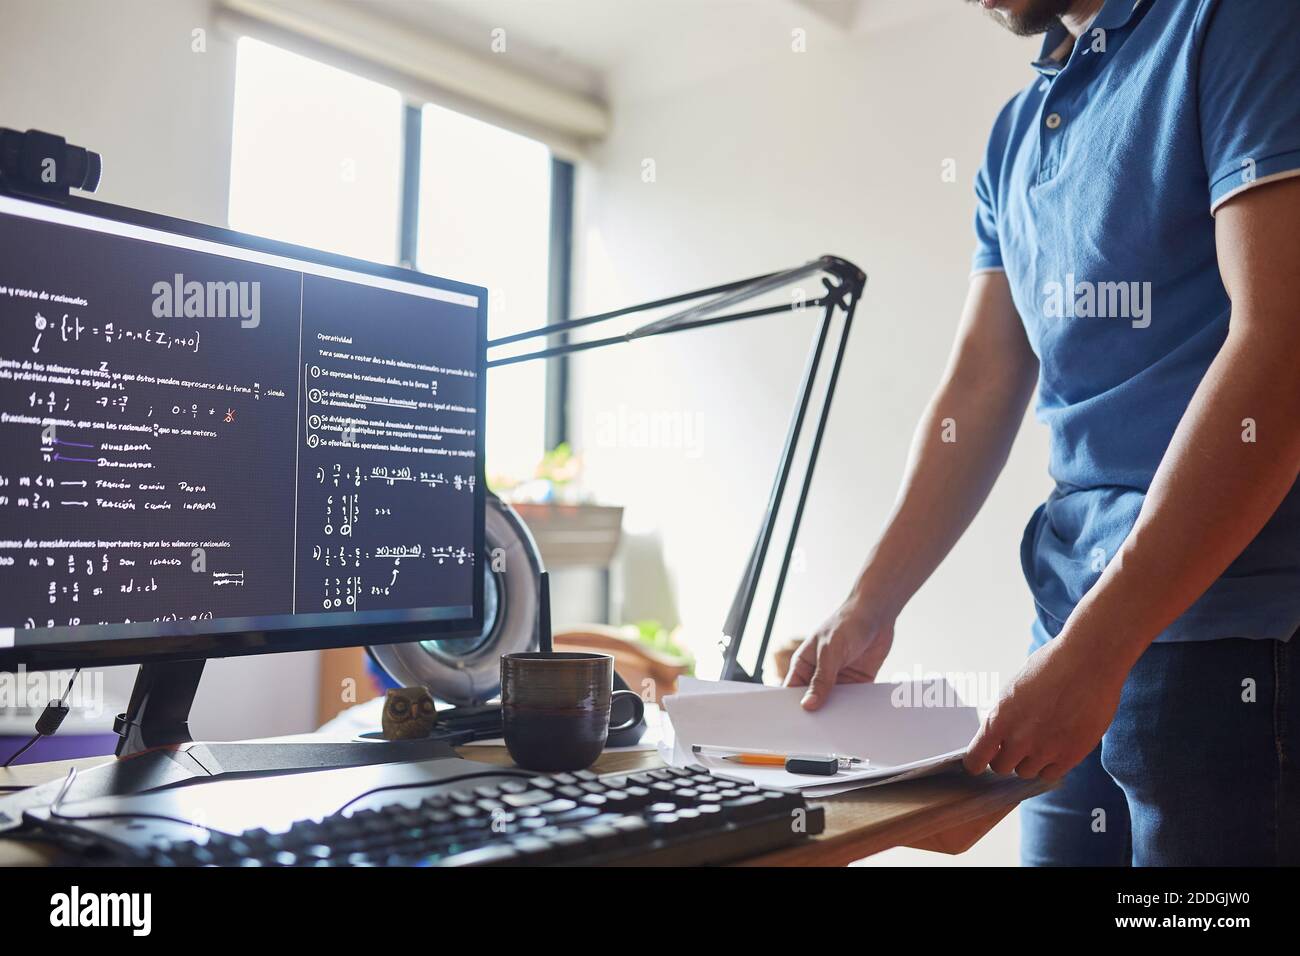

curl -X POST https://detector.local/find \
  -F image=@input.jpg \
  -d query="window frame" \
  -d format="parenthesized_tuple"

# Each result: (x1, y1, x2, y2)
(396, 103, 571, 453)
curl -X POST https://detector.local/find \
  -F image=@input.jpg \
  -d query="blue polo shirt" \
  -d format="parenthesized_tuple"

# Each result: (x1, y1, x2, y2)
(973, 0, 1300, 644)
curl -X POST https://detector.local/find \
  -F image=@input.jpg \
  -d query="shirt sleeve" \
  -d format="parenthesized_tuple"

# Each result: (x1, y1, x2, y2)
(971, 151, 1004, 275)
(1198, 0, 1300, 214)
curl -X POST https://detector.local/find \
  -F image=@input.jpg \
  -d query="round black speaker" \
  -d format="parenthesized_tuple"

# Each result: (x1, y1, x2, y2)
(368, 493, 542, 706)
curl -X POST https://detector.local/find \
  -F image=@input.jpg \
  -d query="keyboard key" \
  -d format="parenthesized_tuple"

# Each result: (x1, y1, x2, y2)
(610, 816, 650, 838)
(442, 844, 519, 867)
(510, 836, 558, 863)
(551, 806, 600, 825)
(538, 798, 578, 814)
(578, 823, 622, 851)
(545, 829, 590, 860)
(674, 808, 704, 830)
(721, 795, 769, 822)
(502, 790, 553, 808)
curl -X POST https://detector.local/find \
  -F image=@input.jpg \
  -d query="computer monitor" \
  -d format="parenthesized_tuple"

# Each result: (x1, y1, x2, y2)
(0, 191, 487, 675)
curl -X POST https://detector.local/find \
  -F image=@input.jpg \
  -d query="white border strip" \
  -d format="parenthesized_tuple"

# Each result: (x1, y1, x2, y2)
(1211, 167, 1300, 216)
(0, 194, 479, 308)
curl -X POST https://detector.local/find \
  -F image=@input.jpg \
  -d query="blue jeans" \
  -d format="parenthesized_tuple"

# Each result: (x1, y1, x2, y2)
(1020, 627, 1300, 866)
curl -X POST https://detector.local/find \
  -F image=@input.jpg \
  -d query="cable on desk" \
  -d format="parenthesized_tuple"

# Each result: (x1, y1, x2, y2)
(332, 769, 535, 814)
(2, 668, 82, 768)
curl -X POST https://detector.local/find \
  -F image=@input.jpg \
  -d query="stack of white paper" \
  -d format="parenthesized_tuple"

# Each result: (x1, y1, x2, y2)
(661, 677, 979, 796)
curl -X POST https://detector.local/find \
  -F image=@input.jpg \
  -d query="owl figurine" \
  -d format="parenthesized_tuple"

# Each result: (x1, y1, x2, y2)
(381, 686, 438, 740)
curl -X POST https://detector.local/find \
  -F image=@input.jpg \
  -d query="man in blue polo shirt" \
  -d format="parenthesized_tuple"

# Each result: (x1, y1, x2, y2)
(786, 0, 1300, 865)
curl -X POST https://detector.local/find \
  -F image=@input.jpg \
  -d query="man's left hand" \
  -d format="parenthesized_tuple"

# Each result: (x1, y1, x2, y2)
(962, 633, 1127, 781)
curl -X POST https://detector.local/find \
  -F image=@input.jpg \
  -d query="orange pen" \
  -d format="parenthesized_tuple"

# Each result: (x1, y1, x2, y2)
(691, 744, 868, 774)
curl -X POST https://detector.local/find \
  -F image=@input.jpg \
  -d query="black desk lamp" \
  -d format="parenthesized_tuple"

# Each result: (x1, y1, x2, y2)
(488, 255, 866, 683)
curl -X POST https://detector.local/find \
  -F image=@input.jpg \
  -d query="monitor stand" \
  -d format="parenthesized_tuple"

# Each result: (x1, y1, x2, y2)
(0, 659, 491, 829)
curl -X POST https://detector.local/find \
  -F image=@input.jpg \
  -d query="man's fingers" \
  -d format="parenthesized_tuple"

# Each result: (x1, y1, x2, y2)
(963, 712, 1004, 774)
(800, 645, 840, 711)
(1014, 754, 1051, 779)
(988, 738, 1029, 776)
(783, 637, 818, 687)
(838, 664, 875, 684)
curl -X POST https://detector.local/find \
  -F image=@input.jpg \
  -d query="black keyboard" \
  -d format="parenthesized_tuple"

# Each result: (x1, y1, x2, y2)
(135, 764, 824, 867)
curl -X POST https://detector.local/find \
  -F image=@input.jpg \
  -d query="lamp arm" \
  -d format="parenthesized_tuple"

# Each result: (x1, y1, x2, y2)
(486, 255, 860, 364)
(484, 256, 866, 684)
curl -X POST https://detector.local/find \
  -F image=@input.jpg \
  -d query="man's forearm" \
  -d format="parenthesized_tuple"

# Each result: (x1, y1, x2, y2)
(1061, 322, 1300, 669)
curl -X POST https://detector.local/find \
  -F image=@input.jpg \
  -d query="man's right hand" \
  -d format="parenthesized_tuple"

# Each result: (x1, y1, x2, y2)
(783, 598, 894, 711)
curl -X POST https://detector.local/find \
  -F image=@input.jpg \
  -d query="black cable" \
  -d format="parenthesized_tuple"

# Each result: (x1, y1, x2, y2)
(1, 735, 40, 769)
(332, 769, 534, 814)
(2, 668, 82, 768)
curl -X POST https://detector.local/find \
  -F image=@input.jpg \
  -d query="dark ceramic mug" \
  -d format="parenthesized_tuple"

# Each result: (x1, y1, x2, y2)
(500, 652, 646, 772)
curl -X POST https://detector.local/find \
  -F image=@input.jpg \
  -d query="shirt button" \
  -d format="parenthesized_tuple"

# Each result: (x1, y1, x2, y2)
(1045, 112, 1063, 129)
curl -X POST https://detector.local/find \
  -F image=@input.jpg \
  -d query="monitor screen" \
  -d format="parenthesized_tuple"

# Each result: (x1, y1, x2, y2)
(0, 193, 485, 670)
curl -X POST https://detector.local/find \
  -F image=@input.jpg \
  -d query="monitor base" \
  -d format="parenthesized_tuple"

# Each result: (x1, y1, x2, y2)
(0, 729, 476, 830)
(0, 659, 481, 829)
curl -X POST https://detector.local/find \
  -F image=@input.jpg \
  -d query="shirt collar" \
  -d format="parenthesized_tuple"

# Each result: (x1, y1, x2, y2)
(1031, 0, 1149, 76)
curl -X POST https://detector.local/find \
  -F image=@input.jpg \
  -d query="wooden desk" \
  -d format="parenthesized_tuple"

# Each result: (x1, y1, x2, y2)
(0, 748, 1048, 867)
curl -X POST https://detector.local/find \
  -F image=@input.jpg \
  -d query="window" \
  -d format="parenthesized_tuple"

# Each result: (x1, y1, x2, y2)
(227, 39, 565, 483)
(229, 38, 404, 263)
(415, 103, 553, 482)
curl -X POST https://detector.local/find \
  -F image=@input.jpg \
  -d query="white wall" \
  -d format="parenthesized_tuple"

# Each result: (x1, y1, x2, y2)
(0, 0, 320, 740)
(572, 3, 1050, 864)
